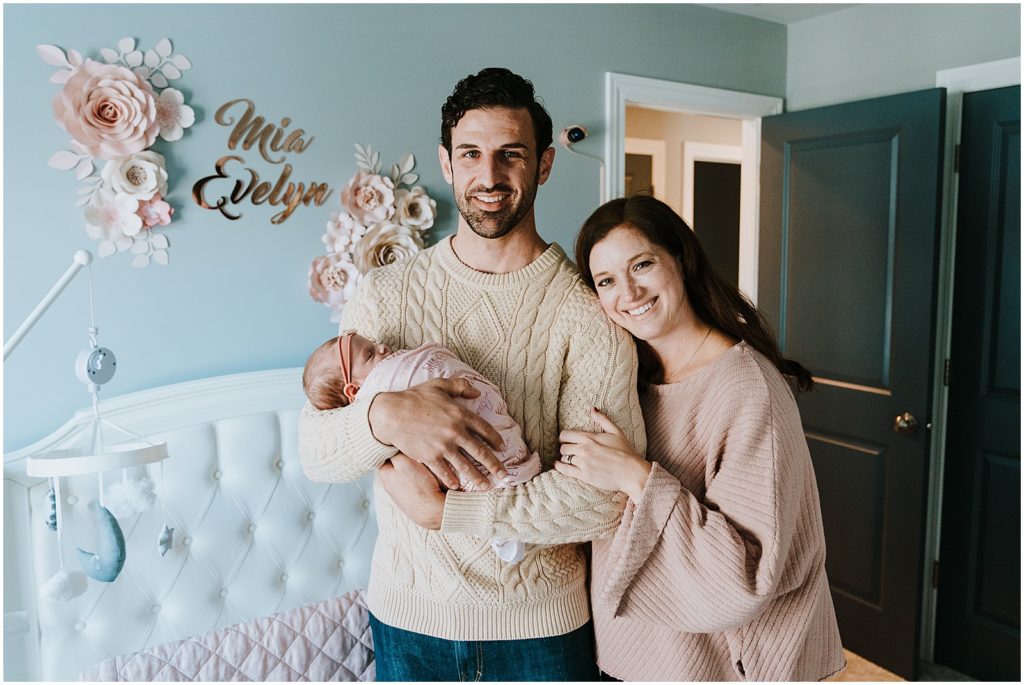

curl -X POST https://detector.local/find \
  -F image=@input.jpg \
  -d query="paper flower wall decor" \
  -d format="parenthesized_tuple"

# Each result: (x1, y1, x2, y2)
(309, 145, 437, 322)
(38, 37, 195, 267)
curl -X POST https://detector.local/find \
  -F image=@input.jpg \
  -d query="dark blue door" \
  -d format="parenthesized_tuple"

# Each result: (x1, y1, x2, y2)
(759, 88, 947, 679)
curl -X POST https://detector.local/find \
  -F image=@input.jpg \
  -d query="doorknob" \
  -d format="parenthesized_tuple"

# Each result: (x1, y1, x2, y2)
(894, 412, 919, 434)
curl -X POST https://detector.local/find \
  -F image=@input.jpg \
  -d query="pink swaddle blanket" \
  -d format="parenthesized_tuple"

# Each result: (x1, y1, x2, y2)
(355, 342, 541, 563)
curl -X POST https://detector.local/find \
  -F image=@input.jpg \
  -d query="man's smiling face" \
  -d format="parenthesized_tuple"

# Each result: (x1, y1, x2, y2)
(440, 106, 553, 239)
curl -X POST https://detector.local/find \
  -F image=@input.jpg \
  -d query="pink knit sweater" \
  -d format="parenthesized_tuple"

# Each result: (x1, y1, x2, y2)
(591, 342, 845, 681)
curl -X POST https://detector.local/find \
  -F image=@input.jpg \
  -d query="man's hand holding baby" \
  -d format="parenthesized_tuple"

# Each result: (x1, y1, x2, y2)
(368, 377, 507, 490)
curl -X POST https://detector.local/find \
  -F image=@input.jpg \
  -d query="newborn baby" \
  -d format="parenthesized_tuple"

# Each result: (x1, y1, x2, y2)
(302, 332, 541, 563)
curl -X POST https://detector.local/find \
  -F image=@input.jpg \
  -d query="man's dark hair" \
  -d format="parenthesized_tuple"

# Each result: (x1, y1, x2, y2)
(440, 67, 553, 156)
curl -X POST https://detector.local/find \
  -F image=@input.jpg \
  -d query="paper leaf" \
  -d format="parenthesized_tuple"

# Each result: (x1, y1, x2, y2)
(150, 72, 168, 88)
(160, 63, 181, 80)
(115, 237, 133, 252)
(76, 185, 95, 194)
(131, 240, 149, 254)
(97, 241, 116, 258)
(400, 172, 419, 186)
(151, 233, 169, 249)
(100, 48, 119, 63)
(75, 196, 92, 207)
(390, 163, 400, 182)
(144, 49, 160, 68)
(399, 154, 415, 173)
(371, 150, 380, 173)
(74, 159, 94, 180)
(132, 66, 150, 80)
(48, 70, 71, 85)
(36, 44, 70, 67)
(132, 254, 151, 268)
(48, 150, 82, 170)
(170, 54, 191, 70)
(124, 50, 143, 67)
(152, 250, 168, 265)
(117, 37, 135, 53)
(354, 143, 368, 157)
(68, 49, 83, 66)
(155, 38, 172, 57)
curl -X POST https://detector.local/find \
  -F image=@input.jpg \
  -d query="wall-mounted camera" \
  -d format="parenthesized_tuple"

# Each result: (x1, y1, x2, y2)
(559, 125, 588, 147)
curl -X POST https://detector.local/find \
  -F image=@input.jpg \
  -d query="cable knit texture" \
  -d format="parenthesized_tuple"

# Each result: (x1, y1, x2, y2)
(299, 237, 646, 641)
(592, 342, 844, 681)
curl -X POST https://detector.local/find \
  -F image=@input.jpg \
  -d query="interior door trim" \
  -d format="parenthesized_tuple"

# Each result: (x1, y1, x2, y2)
(605, 72, 783, 303)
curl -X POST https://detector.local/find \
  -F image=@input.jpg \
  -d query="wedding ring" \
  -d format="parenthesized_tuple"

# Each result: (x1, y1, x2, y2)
(563, 454, 574, 465)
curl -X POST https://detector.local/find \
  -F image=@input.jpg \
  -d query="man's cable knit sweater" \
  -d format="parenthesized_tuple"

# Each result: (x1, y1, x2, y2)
(299, 237, 646, 641)
(591, 342, 844, 681)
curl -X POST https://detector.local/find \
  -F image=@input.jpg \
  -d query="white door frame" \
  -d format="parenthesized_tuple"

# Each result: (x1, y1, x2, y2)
(920, 56, 1021, 663)
(605, 72, 783, 303)
(682, 142, 744, 232)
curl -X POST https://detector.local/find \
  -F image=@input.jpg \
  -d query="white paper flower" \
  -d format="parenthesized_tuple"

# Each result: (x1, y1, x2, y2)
(85, 189, 142, 256)
(309, 253, 361, 319)
(155, 87, 195, 142)
(100, 150, 168, 200)
(353, 221, 424, 275)
(341, 171, 395, 226)
(323, 211, 366, 255)
(394, 186, 437, 231)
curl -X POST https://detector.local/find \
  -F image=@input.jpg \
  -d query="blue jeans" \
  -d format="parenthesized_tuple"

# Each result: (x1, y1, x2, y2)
(368, 612, 599, 681)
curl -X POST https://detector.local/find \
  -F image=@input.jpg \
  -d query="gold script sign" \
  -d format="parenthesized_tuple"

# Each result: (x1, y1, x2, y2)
(192, 99, 332, 224)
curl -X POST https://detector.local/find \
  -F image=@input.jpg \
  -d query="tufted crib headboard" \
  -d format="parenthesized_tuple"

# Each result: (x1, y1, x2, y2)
(3, 369, 377, 681)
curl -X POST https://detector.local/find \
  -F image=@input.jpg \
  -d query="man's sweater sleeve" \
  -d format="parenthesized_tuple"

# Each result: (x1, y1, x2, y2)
(298, 272, 398, 483)
(441, 306, 647, 544)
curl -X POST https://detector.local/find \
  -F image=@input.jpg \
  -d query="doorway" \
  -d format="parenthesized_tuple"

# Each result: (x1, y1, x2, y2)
(605, 72, 783, 303)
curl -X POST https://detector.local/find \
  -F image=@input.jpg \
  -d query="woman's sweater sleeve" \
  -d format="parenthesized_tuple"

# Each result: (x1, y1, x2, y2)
(298, 272, 398, 483)
(596, 377, 809, 633)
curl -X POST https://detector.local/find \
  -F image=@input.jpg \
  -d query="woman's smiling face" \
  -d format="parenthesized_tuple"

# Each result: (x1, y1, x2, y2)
(588, 224, 688, 343)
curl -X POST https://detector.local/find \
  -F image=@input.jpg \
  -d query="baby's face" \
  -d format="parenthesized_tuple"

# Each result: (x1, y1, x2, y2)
(349, 334, 392, 383)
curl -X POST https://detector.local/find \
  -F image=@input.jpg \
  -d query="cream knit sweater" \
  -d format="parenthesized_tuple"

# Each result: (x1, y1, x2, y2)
(299, 237, 646, 641)
(592, 342, 844, 681)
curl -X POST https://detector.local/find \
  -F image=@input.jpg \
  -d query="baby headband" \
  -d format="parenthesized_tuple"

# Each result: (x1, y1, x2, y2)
(337, 333, 361, 402)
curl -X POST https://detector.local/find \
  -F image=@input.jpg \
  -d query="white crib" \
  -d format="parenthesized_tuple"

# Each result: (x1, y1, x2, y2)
(3, 369, 377, 681)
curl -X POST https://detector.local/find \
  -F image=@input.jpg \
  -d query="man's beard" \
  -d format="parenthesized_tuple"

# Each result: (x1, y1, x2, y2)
(452, 170, 540, 240)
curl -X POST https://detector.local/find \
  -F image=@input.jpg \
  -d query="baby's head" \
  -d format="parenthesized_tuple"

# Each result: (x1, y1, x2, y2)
(302, 332, 392, 410)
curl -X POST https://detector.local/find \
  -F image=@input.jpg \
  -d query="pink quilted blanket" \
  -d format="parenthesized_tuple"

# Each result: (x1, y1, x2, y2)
(79, 590, 374, 681)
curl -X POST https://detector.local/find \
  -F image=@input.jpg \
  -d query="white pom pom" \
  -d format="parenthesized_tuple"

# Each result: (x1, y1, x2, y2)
(104, 478, 156, 519)
(40, 570, 88, 602)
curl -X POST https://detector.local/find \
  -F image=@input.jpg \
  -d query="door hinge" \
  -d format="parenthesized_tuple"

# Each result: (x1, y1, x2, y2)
(944, 359, 951, 386)
(954, 144, 960, 173)
(932, 560, 941, 588)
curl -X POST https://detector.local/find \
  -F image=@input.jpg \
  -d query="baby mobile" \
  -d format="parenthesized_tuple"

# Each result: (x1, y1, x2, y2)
(309, 144, 438, 321)
(38, 37, 195, 267)
(33, 36, 194, 602)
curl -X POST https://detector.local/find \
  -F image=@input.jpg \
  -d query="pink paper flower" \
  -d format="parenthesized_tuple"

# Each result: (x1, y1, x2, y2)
(137, 194, 174, 227)
(101, 151, 168, 200)
(395, 186, 437, 231)
(309, 254, 361, 321)
(323, 211, 366, 255)
(155, 88, 195, 142)
(52, 59, 158, 160)
(340, 171, 395, 226)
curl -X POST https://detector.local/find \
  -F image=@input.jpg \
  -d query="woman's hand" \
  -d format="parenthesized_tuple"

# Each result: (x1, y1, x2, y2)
(554, 408, 652, 501)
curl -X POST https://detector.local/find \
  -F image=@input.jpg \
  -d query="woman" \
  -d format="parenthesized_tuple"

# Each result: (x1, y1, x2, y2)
(556, 195, 844, 681)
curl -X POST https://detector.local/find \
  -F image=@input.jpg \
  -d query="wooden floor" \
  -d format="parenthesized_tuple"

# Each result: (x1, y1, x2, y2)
(826, 650, 904, 681)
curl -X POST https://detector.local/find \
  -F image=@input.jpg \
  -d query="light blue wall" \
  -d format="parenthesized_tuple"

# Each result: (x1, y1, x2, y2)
(3, 3, 786, 451)
(787, 3, 1020, 110)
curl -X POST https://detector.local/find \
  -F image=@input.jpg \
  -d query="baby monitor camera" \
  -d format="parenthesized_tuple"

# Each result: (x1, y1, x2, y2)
(560, 125, 588, 147)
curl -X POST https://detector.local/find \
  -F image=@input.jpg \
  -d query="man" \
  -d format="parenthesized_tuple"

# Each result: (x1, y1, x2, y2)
(299, 67, 645, 681)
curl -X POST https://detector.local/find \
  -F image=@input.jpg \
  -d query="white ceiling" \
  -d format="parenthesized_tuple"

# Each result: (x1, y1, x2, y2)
(701, 3, 859, 25)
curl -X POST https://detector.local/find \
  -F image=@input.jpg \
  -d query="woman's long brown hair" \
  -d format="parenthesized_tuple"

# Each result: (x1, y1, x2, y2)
(574, 195, 813, 392)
